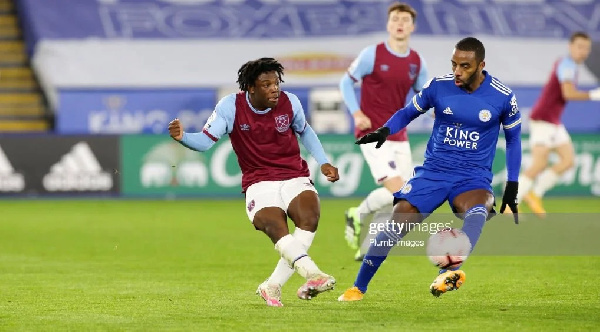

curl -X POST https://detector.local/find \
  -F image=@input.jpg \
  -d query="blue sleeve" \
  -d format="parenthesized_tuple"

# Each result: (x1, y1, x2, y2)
(501, 93, 522, 182)
(556, 57, 577, 82)
(413, 54, 429, 92)
(340, 45, 375, 114)
(339, 74, 361, 114)
(287, 91, 308, 133)
(384, 78, 435, 134)
(285, 91, 329, 165)
(180, 94, 235, 152)
(298, 124, 330, 165)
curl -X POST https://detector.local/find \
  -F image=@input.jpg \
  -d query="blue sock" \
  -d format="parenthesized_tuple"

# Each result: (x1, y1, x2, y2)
(354, 226, 402, 293)
(461, 205, 488, 253)
(439, 206, 487, 274)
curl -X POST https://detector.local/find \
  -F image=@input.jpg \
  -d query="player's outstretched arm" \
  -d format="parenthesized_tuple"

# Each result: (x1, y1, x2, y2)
(170, 95, 234, 152)
(355, 127, 390, 149)
(355, 101, 423, 149)
(168, 118, 217, 152)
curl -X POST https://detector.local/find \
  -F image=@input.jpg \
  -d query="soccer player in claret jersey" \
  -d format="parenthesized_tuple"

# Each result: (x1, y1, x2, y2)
(340, 2, 429, 260)
(338, 37, 522, 301)
(168, 58, 340, 307)
(517, 32, 600, 217)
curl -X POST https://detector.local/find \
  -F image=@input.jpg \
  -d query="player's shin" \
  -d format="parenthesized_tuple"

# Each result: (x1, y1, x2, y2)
(267, 229, 315, 286)
(358, 187, 394, 215)
(274, 234, 321, 279)
(460, 205, 488, 253)
(354, 226, 403, 293)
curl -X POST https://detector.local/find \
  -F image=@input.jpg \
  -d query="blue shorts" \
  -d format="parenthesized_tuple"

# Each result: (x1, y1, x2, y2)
(393, 166, 494, 216)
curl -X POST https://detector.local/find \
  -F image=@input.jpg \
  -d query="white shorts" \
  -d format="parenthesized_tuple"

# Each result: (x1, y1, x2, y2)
(360, 140, 413, 184)
(529, 120, 571, 149)
(244, 177, 318, 222)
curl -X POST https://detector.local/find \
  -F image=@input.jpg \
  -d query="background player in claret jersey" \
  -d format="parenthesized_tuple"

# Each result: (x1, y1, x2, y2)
(338, 37, 522, 301)
(168, 58, 340, 307)
(339, 2, 429, 260)
(516, 32, 600, 218)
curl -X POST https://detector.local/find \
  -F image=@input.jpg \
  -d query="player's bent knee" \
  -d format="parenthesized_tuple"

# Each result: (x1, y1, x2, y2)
(289, 206, 320, 232)
(252, 208, 289, 243)
(392, 199, 420, 214)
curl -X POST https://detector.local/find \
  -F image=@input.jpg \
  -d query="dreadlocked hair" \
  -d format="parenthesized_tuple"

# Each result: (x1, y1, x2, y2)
(236, 57, 285, 91)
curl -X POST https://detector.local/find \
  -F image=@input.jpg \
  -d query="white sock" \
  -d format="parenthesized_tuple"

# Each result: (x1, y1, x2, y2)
(267, 229, 315, 286)
(517, 175, 534, 203)
(533, 169, 559, 198)
(274, 234, 321, 279)
(357, 187, 394, 215)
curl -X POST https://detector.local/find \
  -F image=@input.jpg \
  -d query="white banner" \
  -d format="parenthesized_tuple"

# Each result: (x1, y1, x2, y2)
(33, 35, 598, 109)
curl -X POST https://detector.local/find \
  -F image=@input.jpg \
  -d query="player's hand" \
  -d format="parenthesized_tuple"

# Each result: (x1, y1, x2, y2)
(355, 127, 390, 149)
(168, 118, 184, 141)
(500, 181, 519, 224)
(353, 110, 372, 130)
(320, 163, 339, 182)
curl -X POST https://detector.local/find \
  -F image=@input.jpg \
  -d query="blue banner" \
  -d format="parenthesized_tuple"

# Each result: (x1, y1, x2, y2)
(57, 89, 217, 134)
(17, 0, 600, 43)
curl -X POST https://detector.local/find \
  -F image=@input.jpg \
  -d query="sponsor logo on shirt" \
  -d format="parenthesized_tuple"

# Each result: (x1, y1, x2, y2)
(443, 127, 480, 150)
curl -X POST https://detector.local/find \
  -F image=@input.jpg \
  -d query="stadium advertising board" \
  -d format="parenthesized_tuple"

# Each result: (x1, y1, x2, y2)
(120, 134, 600, 198)
(0, 136, 120, 196)
(57, 89, 217, 134)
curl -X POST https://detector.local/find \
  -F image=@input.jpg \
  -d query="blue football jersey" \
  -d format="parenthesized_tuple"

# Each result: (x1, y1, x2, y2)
(409, 71, 521, 181)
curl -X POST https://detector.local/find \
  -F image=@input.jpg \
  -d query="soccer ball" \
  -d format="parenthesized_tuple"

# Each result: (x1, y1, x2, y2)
(426, 228, 472, 269)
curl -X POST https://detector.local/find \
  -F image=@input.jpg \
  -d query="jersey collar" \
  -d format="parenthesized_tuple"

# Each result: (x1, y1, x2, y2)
(245, 91, 271, 114)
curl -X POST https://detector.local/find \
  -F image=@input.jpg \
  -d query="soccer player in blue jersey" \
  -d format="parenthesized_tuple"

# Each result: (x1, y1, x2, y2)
(338, 37, 521, 301)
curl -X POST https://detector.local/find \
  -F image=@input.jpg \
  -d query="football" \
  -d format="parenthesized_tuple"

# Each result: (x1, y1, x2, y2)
(426, 228, 472, 269)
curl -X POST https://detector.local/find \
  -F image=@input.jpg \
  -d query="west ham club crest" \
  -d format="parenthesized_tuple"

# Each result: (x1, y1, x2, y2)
(409, 63, 418, 80)
(275, 114, 290, 133)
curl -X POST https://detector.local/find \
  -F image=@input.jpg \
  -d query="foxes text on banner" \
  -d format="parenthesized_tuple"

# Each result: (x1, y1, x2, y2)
(26, 0, 600, 95)
(18, 0, 600, 44)
(57, 88, 217, 134)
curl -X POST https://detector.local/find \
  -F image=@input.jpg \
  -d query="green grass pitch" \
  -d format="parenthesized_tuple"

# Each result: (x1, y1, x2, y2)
(0, 197, 599, 331)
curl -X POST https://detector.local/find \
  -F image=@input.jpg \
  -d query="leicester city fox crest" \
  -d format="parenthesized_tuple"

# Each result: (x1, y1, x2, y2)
(275, 114, 290, 133)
